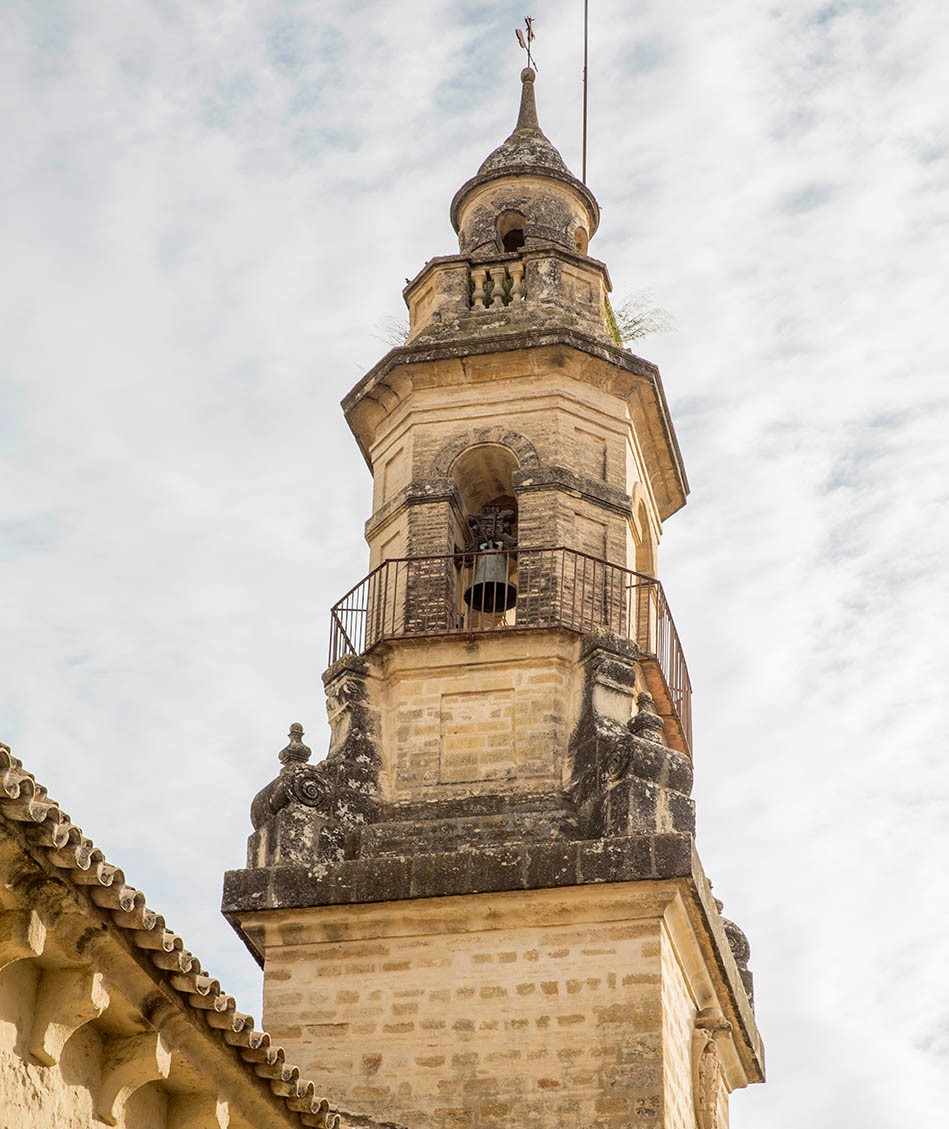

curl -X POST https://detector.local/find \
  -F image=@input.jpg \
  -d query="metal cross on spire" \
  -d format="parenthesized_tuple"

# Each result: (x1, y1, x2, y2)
(515, 16, 537, 70)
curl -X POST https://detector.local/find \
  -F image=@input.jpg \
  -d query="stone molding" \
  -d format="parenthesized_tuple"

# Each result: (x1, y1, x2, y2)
(224, 832, 695, 918)
(364, 477, 462, 543)
(693, 1009, 732, 1129)
(513, 463, 633, 518)
(248, 666, 383, 869)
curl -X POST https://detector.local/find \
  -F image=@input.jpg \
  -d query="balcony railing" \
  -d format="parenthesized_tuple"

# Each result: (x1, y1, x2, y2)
(329, 546, 692, 754)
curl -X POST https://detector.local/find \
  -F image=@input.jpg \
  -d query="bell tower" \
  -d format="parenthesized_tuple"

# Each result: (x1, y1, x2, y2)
(224, 67, 764, 1129)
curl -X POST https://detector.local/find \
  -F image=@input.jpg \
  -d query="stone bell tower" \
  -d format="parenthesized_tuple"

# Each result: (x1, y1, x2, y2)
(224, 67, 764, 1129)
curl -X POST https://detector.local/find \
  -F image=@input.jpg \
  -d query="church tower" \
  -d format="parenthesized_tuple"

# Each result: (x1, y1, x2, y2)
(224, 68, 764, 1128)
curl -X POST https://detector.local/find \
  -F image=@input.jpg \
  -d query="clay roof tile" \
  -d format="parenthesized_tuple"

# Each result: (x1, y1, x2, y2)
(0, 740, 361, 1129)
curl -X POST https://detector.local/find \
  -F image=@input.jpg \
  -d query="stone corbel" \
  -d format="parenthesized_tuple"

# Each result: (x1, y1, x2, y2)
(96, 1032, 172, 1125)
(0, 908, 46, 972)
(29, 967, 110, 1065)
(167, 1093, 230, 1129)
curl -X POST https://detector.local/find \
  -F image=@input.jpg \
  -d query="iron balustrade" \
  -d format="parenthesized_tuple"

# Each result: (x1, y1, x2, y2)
(329, 545, 692, 753)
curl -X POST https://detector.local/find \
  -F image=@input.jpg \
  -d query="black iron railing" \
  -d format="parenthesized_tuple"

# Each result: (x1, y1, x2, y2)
(329, 546, 691, 753)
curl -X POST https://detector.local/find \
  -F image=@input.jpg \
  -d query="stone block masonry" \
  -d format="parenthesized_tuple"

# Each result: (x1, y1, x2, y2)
(233, 882, 761, 1129)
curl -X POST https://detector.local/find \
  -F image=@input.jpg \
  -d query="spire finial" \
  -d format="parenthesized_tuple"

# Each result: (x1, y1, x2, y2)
(514, 66, 540, 136)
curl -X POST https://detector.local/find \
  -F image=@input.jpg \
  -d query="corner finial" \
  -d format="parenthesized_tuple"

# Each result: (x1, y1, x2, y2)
(628, 691, 666, 744)
(279, 722, 311, 766)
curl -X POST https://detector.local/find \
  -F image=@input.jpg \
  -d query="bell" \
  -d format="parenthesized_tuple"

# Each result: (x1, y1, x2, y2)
(463, 542, 517, 613)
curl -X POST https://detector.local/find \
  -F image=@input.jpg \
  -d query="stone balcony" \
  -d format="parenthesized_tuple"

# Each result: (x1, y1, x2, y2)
(402, 246, 614, 346)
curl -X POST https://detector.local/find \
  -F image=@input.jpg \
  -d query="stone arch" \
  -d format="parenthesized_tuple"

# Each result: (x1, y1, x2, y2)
(430, 428, 540, 479)
(450, 444, 520, 516)
(432, 430, 538, 556)
(630, 482, 646, 533)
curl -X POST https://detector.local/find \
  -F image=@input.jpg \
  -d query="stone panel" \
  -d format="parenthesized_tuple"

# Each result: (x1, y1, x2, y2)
(440, 689, 516, 783)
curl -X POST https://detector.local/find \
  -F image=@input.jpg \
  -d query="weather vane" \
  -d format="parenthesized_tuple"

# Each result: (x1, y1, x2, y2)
(515, 16, 537, 70)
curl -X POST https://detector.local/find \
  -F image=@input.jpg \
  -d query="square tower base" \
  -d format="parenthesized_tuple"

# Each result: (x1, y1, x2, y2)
(231, 876, 762, 1129)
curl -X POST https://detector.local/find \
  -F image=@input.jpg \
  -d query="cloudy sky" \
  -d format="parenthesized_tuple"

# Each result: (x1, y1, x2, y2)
(2, 1, 947, 1124)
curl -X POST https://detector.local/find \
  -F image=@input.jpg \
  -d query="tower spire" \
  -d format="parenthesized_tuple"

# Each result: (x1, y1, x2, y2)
(513, 66, 541, 135)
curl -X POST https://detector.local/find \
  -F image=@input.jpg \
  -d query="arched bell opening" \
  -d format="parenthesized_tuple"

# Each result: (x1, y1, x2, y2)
(573, 225, 589, 255)
(450, 444, 520, 624)
(497, 210, 526, 254)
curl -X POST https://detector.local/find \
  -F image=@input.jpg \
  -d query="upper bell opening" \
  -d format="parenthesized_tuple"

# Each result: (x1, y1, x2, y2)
(498, 211, 527, 253)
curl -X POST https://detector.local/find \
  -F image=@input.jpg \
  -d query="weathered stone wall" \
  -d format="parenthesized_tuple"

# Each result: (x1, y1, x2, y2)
(262, 898, 664, 1129)
(248, 885, 756, 1129)
(453, 175, 596, 261)
(0, 943, 201, 1129)
(0, 1013, 171, 1129)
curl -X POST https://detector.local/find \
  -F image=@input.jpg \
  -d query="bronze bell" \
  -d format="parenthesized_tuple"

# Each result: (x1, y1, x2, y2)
(463, 542, 517, 613)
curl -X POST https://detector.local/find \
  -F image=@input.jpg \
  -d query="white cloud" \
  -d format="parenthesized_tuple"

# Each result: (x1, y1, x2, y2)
(1, 2, 947, 1123)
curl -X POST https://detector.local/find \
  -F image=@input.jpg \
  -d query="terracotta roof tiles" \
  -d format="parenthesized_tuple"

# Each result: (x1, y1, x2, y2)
(0, 740, 355, 1129)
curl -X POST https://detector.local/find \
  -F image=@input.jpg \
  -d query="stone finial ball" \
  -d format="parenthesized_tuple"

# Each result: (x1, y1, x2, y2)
(521, 67, 536, 83)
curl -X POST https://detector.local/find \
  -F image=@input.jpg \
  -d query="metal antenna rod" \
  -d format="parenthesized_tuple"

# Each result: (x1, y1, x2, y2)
(582, 0, 589, 183)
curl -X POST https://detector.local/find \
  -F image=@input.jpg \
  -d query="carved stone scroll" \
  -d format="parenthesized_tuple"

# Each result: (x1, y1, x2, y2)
(693, 1008, 731, 1129)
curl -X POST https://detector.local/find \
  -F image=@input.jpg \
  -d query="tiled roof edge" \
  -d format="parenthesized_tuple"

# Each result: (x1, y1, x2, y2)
(0, 740, 361, 1129)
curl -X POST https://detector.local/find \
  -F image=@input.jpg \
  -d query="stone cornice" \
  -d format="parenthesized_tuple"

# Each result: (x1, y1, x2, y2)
(342, 328, 688, 520)
(226, 851, 764, 1088)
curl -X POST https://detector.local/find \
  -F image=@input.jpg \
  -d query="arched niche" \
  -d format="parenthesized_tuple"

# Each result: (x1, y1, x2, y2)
(449, 443, 519, 551)
(634, 499, 656, 577)
(449, 444, 520, 624)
